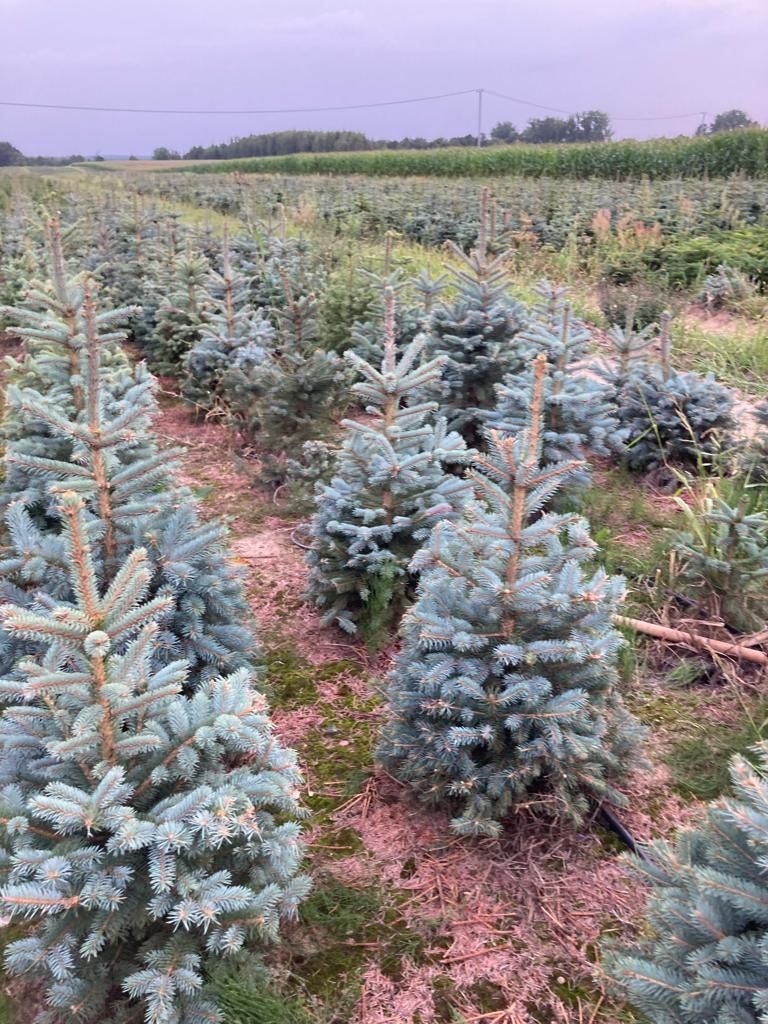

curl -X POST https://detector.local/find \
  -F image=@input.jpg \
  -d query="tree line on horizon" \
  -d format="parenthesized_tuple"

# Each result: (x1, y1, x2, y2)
(154, 108, 759, 161)
(174, 111, 615, 160)
(0, 108, 758, 167)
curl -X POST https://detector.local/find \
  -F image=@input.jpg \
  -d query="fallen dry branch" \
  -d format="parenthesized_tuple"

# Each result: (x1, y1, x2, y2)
(615, 615, 768, 665)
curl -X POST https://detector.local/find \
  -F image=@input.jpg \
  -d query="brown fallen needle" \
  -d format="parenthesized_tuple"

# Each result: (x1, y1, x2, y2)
(614, 615, 768, 666)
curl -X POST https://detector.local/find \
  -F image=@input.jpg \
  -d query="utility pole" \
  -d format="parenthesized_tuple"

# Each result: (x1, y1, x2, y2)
(476, 88, 484, 147)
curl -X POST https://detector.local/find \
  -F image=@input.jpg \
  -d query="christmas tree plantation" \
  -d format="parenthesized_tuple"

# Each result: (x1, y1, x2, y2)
(378, 355, 644, 837)
(0, 492, 309, 1024)
(306, 289, 472, 646)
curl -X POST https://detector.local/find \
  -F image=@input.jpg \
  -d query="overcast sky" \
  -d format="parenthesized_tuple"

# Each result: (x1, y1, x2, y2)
(2, 0, 766, 156)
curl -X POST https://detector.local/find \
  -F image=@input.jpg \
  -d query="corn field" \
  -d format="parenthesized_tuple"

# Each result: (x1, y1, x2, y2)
(177, 127, 768, 178)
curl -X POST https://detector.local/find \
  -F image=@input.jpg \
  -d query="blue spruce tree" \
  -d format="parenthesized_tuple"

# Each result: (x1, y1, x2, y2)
(605, 746, 768, 1023)
(306, 289, 473, 647)
(0, 217, 137, 512)
(148, 251, 211, 374)
(219, 267, 346, 482)
(182, 234, 274, 418)
(600, 312, 735, 471)
(348, 267, 443, 365)
(424, 241, 527, 445)
(0, 491, 309, 1024)
(378, 354, 644, 836)
(485, 286, 624, 488)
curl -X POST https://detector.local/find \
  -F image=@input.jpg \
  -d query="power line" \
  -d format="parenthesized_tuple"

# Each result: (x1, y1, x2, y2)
(609, 112, 705, 122)
(0, 90, 476, 116)
(486, 89, 704, 122)
(0, 87, 711, 124)
(485, 89, 573, 116)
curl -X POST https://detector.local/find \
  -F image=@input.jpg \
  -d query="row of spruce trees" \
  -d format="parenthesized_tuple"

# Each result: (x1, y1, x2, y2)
(1, 184, 768, 1022)
(0, 217, 310, 1023)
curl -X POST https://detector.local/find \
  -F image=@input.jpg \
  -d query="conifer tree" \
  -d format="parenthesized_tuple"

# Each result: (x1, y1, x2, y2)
(128, 213, 187, 351)
(350, 268, 445, 365)
(600, 305, 658, 387)
(182, 234, 274, 416)
(220, 269, 346, 482)
(424, 242, 527, 445)
(0, 236, 40, 310)
(600, 313, 735, 471)
(95, 209, 158, 312)
(149, 251, 211, 374)
(306, 290, 473, 646)
(248, 236, 323, 314)
(0, 270, 254, 683)
(0, 216, 134, 512)
(486, 290, 624, 487)
(318, 262, 376, 353)
(378, 355, 643, 836)
(605, 747, 768, 1023)
(529, 280, 571, 326)
(0, 492, 309, 1024)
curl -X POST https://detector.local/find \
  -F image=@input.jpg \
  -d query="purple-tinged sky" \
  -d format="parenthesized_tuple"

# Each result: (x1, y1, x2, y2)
(1, 0, 766, 156)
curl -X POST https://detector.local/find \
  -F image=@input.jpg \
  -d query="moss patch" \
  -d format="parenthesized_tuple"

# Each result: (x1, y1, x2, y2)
(629, 687, 768, 802)
(291, 877, 426, 1014)
(262, 643, 319, 706)
(215, 974, 315, 1024)
(666, 703, 768, 801)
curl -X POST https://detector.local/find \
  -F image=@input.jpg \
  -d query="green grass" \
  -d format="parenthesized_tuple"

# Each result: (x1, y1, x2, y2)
(667, 703, 768, 801)
(570, 467, 677, 607)
(217, 878, 428, 1022)
(215, 975, 315, 1024)
(175, 129, 768, 179)
(629, 687, 768, 802)
(672, 321, 768, 395)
